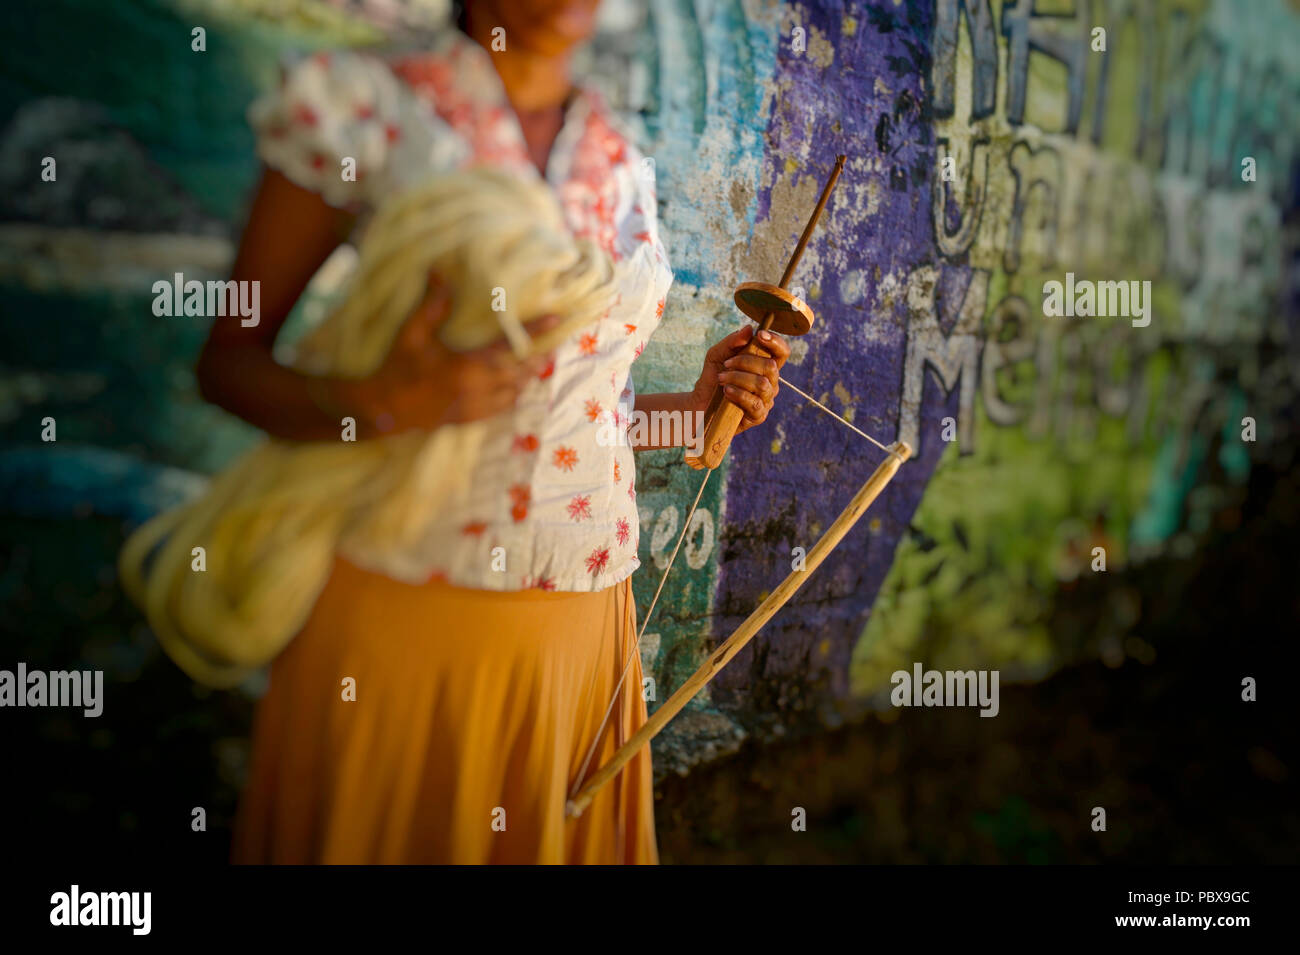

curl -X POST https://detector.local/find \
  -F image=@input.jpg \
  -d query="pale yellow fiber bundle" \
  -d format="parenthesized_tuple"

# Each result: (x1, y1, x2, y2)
(119, 168, 617, 687)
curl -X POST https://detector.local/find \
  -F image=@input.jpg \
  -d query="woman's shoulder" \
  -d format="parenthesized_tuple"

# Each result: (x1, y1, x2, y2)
(247, 40, 469, 209)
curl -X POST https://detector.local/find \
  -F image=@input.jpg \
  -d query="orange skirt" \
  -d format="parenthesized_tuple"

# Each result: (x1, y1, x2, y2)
(232, 555, 658, 864)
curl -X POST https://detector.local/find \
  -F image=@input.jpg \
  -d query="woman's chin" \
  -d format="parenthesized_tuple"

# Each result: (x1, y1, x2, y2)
(518, 28, 594, 57)
(519, 6, 598, 54)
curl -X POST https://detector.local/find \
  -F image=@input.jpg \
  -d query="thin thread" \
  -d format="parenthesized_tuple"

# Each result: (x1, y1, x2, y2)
(567, 467, 712, 800)
(568, 377, 898, 805)
(779, 375, 904, 460)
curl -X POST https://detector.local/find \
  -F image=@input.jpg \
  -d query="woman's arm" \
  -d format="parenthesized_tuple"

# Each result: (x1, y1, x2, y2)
(631, 326, 790, 451)
(627, 391, 699, 452)
(195, 168, 370, 441)
(197, 168, 555, 441)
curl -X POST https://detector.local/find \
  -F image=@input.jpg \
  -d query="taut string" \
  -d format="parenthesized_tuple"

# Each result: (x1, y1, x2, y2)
(566, 377, 902, 804)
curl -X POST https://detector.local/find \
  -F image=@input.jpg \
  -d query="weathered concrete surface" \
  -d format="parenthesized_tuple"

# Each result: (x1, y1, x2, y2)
(603, 0, 1300, 774)
(712, 1, 938, 723)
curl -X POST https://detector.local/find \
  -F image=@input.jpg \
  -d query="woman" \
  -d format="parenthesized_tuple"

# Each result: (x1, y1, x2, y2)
(204, 0, 789, 864)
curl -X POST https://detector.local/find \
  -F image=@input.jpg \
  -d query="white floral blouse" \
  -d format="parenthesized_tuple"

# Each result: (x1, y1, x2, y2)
(248, 29, 674, 593)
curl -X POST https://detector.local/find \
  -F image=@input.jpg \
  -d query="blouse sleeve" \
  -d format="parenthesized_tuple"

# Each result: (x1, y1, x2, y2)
(247, 50, 465, 209)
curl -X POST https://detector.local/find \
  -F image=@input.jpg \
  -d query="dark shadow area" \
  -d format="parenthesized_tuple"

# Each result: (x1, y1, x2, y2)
(656, 436, 1299, 863)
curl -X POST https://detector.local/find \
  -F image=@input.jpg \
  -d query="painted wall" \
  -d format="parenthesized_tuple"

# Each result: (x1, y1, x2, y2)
(2, 0, 1297, 779)
(600, 0, 1299, 773)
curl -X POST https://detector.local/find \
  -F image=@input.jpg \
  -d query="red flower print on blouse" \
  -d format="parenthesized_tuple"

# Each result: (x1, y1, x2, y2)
(590, 194, 620, 258)
(354, 102, 374, 120)
(552, 446, 578, 471)
(584, 398, 602, 422)
(524, 575, 556, 592)
(613, 459, 621, 483)
(591, 114, 627, 165)
(292, 103, 318, 127)
(392, 55, 455, 96)
(624, 323, 637, 335)
(567, 495, 592, 522)
(655, 299, 665, 319)
(585, 546, 611, 575)
(634, 341, 645, 359)
(628, 481, 636, 501)
(461, 521, 487, 537)
(560, 110, 623, 257)
(616, 518, 630, 547)
(538, 357, 555, 380)
(569, 116, 616, 190)
(508, 483, 531, 523)
(578, 332, 598, 356)
(512, 433, 539, 453)
(392, 53, 527, 169)
(392, 56, 467, 128)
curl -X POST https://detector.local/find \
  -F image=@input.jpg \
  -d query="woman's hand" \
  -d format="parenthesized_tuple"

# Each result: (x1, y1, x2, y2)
(340, 275, 560, 434)
(199, 170, 558, 443)
(690, 325, 791, 433)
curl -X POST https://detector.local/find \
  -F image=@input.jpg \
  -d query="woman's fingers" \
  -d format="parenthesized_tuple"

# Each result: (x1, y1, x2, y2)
(717, 369, 774, 399)
(522, 312, 562, 340)
(446, 389, 516, 424)
(443, 366, 521, 422)
(393, 279, 456, 368)
(716, 328, 788, 430)
(705, 325, 756, 364)
(441, 342, 544, 420)
(722, 353, 779, 381)
(462, 350, 525, 391)
(476, 344, 552, 382)
(472, 313, 562, 367)
(753, 328, 790, 366)
(721, 347, 781, 408)
(719, 367, 778, 428)
(516, 352, 550, 379)
(722, 384, 767, 423)
(708, 325, 790, 369)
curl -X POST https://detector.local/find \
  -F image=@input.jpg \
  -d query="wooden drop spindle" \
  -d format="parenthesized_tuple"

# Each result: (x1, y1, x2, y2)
(687, 154, 846, 470)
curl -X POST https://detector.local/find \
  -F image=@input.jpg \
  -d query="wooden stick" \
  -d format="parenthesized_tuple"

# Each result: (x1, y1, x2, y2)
(691, 155, 847, 471)
(566, 440, 912, 819)
(775, 154, 847, 290)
